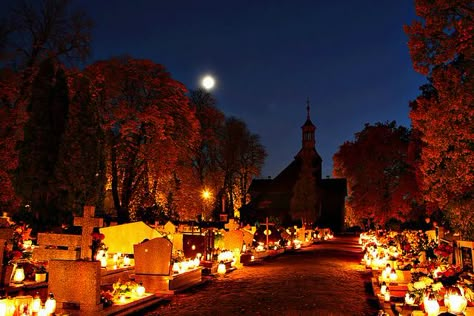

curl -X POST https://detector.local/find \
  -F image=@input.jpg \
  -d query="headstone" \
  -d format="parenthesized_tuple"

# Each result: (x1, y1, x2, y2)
(456, 240, 474, 272)
(73, 206, 104, 259)
(99, 221, 162, 254)
(134, 238, 172, 275)
(168, 233, 183, 254)
(48, 259, 102, 315)
(163, 221, 176, 235)
(241, 230, 254, 248)
(224, 219, 240, 231)
(183, 235, 206, 259)
(223, 230, 244, 252)
(133, 237, 202, 294)
(33, 233, 81, 261)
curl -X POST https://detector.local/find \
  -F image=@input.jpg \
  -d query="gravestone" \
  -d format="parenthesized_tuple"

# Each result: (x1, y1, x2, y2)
(73, 206, 104, 259)
(100, 221, 162, 255)
(241, 230, 254, 249)
(183, 235, 206, 259)
(134, 238, 171, 276)
(33, 233, 81, 261)
(134, 238, 202, 294)
(155, 221, 177, 235)
(48, 259, 102, 315)
(223, 230, 244, 253)
(168, 233, 183, 254)
(456, 240, 474, 273)
(223, 230, 244, 267)
(224, 219, 240, 231)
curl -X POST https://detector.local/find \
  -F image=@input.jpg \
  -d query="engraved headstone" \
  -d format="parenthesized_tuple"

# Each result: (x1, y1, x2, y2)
(134, 238, 172, 276)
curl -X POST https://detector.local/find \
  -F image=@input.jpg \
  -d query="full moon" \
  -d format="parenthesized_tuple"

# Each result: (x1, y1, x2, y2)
(201, 75, 215, 90)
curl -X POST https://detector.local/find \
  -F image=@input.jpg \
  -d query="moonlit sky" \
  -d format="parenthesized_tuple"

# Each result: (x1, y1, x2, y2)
(3, 0, 427, 178)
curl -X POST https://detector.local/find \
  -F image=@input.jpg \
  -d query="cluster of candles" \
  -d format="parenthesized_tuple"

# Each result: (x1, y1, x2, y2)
(217, 251, 234, 263)
(172, 253, 202, 274)
(96, 251, 132, 269)
(361, 232, 469, 315)
(0, 292, 56, 316)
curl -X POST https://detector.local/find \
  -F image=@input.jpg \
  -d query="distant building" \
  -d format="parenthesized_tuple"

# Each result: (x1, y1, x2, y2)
(240, 101, 347, 232)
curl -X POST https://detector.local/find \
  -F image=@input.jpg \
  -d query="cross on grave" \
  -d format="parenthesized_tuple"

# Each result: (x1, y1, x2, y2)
(73, 206, 104, 259)
(224, 219, 240, 231)
(264, 217, 275, 247)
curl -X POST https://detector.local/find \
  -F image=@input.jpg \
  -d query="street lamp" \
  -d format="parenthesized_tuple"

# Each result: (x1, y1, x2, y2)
(201, 189, 211, 201)
(200, 189, 212, 222)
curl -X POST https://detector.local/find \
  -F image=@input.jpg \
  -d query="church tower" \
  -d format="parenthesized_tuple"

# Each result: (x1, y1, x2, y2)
(301, 98, 316, 151)
(297, 99, 322, 180)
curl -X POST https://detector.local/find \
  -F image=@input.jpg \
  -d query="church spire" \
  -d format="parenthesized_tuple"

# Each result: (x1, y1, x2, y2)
(301, 98, 316, 151)
(306, 97, 310, 120)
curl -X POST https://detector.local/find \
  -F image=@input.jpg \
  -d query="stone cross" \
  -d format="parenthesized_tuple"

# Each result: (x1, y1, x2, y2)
(264, 217, 275, 247)
(224, 219, 240, 231)
(73, 206, 104, 259)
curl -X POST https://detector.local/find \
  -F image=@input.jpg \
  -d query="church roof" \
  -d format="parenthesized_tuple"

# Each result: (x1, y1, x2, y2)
(302, 117, 315, 128)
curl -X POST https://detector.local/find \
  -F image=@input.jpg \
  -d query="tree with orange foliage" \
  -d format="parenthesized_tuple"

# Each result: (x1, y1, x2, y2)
(189, 89, 226, 220)
(84, 57, 200, 223)
(333, 122, 420, 228)
(405, 0, 473, 238)
(0, 0, 91, 217)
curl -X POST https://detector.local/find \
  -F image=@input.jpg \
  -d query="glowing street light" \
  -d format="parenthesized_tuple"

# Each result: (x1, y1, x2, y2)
(201, 189, 211, 200)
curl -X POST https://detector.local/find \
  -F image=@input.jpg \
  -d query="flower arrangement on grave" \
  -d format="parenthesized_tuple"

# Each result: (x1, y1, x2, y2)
(406, 275, 444, 305)
(100, 290, 114, 307)
(433, 242, 453, 263)
(3, 223, 34, 265)
(90, 231, 107, 261)
(109, 279, 146, 303)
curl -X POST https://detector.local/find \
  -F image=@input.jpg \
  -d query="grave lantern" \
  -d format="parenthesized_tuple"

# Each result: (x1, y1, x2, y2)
(405, 293, 415, 305)
(217, 261, 226, 275)
(424, 292, 440, 316)
(136, 283, 146, 297)
(445, 287, 467, 314)
(0, 299, 6, 316)
(384, 288, 390, 302)
(45, 293, 56, 314)
(32, 293, 41, 313)
(380, 282, 387, 295)
(389, 268, 398, 281)
(123, 255, 131, 266)
(12, 265, 25, 284)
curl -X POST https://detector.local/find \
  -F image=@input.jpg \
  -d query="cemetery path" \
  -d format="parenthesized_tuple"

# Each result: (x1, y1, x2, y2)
(143, 235, 379, 316)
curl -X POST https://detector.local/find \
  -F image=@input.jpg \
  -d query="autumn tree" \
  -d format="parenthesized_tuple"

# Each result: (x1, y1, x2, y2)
(405, 0, 474, 238)
(54, 71, 107, 218)
(85, 57, 200, 223)
(333, 122, 420, 228)
(218, 117, 266, 218)
(15, 58, 70, 229)
(189, 89, 226, 220)
(0, 0, 91, 221)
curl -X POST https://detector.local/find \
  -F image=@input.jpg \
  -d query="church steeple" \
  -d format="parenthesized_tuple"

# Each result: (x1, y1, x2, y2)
(301, 98, 316, 151)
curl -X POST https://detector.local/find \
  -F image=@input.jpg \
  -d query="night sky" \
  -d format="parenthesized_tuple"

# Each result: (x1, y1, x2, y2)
(4, 0, 427, 178)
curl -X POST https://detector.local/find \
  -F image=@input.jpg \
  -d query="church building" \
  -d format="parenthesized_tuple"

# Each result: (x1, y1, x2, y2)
(240, 102, 347, 232)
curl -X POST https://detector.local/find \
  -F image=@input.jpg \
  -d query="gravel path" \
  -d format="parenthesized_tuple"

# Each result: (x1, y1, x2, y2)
(143, 235, 379, 316)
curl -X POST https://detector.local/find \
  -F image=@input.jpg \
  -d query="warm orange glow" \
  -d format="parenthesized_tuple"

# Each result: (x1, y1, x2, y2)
(201, 189, 211, 200)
